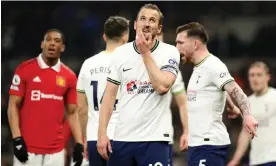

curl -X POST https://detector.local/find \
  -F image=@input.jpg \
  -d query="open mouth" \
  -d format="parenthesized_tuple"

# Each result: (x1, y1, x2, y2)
(48, 48, 56, 54)
(142, 29, 150, 33)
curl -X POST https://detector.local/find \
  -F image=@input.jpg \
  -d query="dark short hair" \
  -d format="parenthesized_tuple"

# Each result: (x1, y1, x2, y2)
(137, 3, 164, 25)
(176, 22, 209, 44)
(44, 28, 65, 44)
(104, 16, 129, 41)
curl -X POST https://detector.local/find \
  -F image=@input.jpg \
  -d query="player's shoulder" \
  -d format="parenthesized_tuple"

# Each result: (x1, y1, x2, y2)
(83, 52, 104, 64)
(208, 54, 225, 65)
(16, 58, 37, 71)
(116, 42, 133, 52)
(202, 54, 227, 70)
(111, 42, 134, 59)
(60, 63, 76, 78)
(159, 41, 178, 51)
(268, 87, 276, 96)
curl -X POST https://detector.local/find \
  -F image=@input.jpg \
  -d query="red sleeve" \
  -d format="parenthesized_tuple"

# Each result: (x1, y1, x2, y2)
(9, 65, 26, 97)
(65, 73, 77, 104)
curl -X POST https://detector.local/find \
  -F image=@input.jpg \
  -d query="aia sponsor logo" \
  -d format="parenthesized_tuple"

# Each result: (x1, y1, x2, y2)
(126, 80, 154, 94)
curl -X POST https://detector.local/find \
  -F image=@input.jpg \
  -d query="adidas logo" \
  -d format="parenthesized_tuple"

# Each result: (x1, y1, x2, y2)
(33, 76, 41, 82)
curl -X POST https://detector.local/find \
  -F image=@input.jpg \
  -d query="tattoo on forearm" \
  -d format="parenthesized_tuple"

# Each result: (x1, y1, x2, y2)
(230, 87, 251, 115)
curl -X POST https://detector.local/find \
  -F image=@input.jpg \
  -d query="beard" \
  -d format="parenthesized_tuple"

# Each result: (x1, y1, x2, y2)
(181, 54, 190, 64)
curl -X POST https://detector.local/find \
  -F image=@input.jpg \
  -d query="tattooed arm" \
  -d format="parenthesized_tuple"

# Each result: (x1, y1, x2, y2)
(226, 94, 241, 119)
(224, 81, 258, 137)
(224, 81, 251, 115)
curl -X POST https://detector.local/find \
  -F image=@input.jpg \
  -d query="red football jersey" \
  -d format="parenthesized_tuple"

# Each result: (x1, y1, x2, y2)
(9, 54, 77, 154)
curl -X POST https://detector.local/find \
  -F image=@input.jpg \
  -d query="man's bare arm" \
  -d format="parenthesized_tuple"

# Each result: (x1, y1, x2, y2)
(226, 94, 236, 111)
(174, 93, 188, 134)
(98, 82, 119, 135)
(77, 92, 88, 140)
(66, 104, 83, 144)
(228, 127, 251, 165)
(7, 95, 23, 138)
(224, 81, 251, 116)
(143, 53, 177, 95)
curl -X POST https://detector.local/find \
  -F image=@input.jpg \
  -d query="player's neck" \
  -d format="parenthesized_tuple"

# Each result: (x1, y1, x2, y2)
(192, 48, 210, 66)
(105, 42, 122, 53)
(255, 86, 269, 96)
(41, 54, 59, 67)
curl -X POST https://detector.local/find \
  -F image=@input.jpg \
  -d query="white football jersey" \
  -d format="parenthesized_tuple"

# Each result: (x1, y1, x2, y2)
(248, 87, 276, 165)
(108, 40, 180, 142)
(187, 54, 233, 146)
(167, 71, 186, 144)
(77, 51, 119, 141)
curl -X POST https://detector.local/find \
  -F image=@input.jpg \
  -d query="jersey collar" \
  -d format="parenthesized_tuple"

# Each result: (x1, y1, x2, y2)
(37, 54, 61, 72)
(194, 54, 211, 67)
(133, 39, 160, 54)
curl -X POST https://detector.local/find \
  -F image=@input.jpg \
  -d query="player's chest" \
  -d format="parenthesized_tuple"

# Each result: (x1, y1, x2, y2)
(251, 98, 275, 118)
(187, 70, 210, 91)
(121, 54, 163, 80)
(26, 70, 68, 95)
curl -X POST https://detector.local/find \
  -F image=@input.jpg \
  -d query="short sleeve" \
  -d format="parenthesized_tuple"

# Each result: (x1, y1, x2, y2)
(66, 74, 77, 104)
(160, 47, 180, 77)
(171, 70, 186, 96)
(211, 60, 234, 90)
(77, 61, 86, 93)
(9, 66, 26, 97)
(107, 49, 121, 85)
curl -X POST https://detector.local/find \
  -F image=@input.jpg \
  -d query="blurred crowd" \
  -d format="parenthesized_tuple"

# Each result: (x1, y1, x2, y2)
(1, 1, 276, 165)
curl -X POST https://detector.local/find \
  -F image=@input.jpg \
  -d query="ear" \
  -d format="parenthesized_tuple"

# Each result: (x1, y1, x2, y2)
(267, 73, 271, 82)
(134, 21, 137, 30)
(194, 40, 199, 50)
(60, 45, 65, 53)
(157, 24, 163, 35)
(103, 33, 107, 42)
(40, 41, 44, 50)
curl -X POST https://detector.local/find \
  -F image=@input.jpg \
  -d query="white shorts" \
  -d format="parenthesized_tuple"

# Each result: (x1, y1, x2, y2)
(13, 150, 64, 166)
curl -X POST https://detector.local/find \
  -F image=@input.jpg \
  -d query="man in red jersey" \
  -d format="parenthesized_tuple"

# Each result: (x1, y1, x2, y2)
(8, 29, 84, 166)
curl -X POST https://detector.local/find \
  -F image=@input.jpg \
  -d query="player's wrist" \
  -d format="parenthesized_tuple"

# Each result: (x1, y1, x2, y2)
(12, 134, 22, 139)
(183, 130, 188, 135)
(98, 128, 107, 136)
(231, 156, 241, 163)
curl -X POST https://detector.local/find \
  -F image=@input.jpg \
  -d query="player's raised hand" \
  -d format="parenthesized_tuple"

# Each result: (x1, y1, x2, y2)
(227, 105, 241, 119)
(179, 133, 188, 151)
(136, 28, 153, 55)
(243, 114, 258, 139)
(97, 133, 112, 160)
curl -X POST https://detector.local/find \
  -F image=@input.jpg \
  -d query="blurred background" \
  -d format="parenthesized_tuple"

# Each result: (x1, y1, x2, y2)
(1, 1, 276, 166)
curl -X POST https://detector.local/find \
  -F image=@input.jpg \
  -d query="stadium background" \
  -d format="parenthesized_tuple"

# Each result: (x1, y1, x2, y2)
(1, 1, 276, 166)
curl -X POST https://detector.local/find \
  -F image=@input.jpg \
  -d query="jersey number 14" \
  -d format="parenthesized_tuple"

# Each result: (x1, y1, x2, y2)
(91, 81, 118, 111)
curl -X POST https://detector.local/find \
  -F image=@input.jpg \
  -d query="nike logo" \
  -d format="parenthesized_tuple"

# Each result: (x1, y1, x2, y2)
(123, 68, 132, 72)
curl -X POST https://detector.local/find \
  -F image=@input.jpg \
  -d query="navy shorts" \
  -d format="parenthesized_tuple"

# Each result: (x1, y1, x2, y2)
(108, 141, 169, 166)
(168, 144, 173, 166)
(87, 140, 113, 166)
(188, 145, 229, 166)
(255, 162, 276, 166)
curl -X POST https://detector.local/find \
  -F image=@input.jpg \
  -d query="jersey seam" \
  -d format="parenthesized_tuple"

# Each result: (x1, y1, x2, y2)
(107, 77, 120, 85)
(219, 79, 234, 90)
